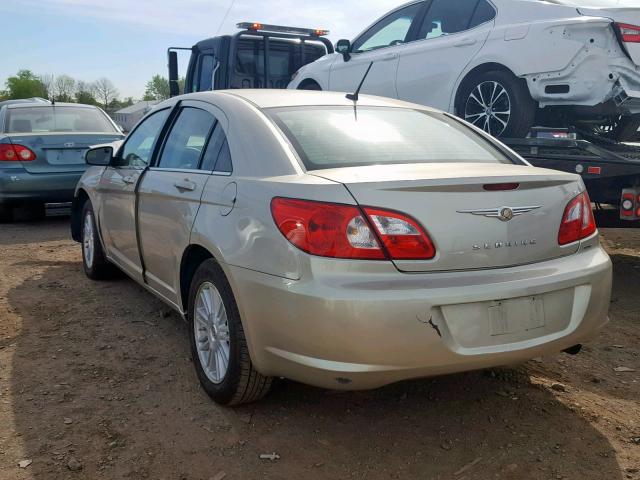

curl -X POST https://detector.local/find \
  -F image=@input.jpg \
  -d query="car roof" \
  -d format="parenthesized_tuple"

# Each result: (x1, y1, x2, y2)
(4, 102, 99, 110)
(185, 89, 440, 112)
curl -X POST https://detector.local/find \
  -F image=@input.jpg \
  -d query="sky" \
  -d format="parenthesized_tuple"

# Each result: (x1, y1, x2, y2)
(0, 0, 401, 99)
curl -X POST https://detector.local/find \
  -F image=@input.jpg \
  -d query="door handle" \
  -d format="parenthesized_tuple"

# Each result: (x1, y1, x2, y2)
(381, 52, 399, 61)
(454, 38, 477, 47)
(122, 175, 136, 184)
(174, 178, 197, 192)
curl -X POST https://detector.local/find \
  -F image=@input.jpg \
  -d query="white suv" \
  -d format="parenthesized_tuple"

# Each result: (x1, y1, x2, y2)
(289, 0, 640, 141)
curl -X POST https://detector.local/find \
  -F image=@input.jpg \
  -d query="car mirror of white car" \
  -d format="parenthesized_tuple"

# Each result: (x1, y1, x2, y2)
(85, 146, 114, 166)
(335, 39, 351, 61)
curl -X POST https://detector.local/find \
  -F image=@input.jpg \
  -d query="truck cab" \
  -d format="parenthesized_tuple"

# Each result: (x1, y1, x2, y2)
(169, 22, 333, 95)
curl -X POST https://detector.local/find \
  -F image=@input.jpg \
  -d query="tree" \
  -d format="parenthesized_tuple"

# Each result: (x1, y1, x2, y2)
(4, 70, 48, 99)
(143, 75, 170, 101)
(93, 78, 118, 110)
(75, 81, 98, 105)
(54, 75, 76, 102)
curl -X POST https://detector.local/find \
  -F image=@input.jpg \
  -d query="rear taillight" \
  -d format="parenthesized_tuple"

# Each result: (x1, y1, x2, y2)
(616, 23, 640, 43)
(558, 191, 596, 245)
(363, 207, 436, 259)
(0, 143, 36, 162)
(270, 198, 436, 260)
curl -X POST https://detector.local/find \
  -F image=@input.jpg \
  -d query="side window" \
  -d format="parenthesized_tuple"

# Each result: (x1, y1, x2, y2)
(214, 140, 232, 173)
(198, 55, 216, 91)
(117, 109, 170, 167)
(200, 124, 232, 173)
(157, 107, 215, 170)
(352, 3, 422, 53)
(469, 0, 496, 28)
(418, 0, 479, 40)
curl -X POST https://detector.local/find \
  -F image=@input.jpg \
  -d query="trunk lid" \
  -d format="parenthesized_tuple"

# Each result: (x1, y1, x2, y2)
(579, 7, 640, 64)
(310, 163, 583, 272)
(8, 133, 124, 174)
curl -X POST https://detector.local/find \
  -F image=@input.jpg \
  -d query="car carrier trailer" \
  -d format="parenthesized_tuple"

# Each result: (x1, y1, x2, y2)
(504, 128, 640, 223)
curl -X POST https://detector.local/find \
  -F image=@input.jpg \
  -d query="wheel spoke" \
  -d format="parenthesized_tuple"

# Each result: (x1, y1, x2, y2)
(468, 92, 485, 108)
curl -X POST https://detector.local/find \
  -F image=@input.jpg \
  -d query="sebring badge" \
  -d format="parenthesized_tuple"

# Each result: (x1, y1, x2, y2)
(457, 205, 541, 222)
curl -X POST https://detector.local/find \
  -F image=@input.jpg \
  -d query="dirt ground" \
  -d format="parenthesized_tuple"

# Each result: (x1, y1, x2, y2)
(0, 218, 638, 480)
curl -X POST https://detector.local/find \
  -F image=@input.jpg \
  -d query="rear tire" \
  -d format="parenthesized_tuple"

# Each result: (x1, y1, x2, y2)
(457, 70, 536, 138)
(81, 201, 117, 280)
(188, 259, 272, 406)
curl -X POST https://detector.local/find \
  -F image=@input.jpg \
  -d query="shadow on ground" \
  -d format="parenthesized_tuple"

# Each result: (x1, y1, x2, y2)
(6, 254, 624, 479)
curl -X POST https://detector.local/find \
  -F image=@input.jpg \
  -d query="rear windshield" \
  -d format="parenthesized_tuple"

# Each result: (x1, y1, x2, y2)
(235, 37, 326, 88)
(268, 106, 513, 170)
(543, 0, 637, 7)
(5, 106, 116, 134)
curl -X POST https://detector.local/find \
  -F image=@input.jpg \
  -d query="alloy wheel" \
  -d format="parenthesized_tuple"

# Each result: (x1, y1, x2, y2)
(83, 212, 95, 268)
(193, 282, 231, 384)
(465, 81, 511, 136)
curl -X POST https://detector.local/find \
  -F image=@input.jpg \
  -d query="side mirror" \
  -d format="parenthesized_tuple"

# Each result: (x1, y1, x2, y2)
(336, 39, 351, 61)
(85, 146, 113, 166)
(168, 50, 180, 97)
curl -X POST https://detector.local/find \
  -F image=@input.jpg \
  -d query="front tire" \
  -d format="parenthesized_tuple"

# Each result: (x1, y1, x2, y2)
(188, 259, 272, 406)
(81, 201, 117, 280)
(457, 70, 536, 138)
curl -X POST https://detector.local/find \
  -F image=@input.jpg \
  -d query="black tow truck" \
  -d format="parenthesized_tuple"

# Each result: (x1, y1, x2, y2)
(168, 22, 640, 225)
(167, 22, 333, 95)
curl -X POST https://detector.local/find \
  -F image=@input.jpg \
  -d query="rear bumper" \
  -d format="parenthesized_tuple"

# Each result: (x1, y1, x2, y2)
(228, 245, 612, 390)
(0, 168, 82, 206)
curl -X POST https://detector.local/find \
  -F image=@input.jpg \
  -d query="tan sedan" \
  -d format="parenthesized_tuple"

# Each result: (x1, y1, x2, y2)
(71, 90, 612, 405)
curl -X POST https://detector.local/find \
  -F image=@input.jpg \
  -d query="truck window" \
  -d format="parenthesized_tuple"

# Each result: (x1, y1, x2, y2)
(198, 55, 216, 91)
(234, 37, 327, 88)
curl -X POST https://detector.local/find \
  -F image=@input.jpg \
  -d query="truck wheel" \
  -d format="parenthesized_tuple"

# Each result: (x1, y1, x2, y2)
(188, 259, 272, 406)
(457, 70, 536, 138)
(81, 201, 117, 280)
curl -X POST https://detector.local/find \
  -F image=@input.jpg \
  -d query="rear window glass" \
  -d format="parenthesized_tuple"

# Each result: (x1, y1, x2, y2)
(5, 106, 116, 133)
(235, 37, 326, 88)
(268, 107, 513, 170)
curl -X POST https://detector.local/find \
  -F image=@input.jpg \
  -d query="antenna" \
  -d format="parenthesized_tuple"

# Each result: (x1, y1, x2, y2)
(346, 61, 374, 102)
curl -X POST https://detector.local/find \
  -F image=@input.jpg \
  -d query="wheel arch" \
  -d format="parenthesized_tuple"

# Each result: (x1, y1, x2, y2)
(179, 244, 215, 314)
(453, 62, 522, 115)
(297, 78, 323, 91)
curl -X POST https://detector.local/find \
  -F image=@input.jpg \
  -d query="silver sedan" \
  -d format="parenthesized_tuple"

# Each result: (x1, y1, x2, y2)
(72, 90, 612, 405)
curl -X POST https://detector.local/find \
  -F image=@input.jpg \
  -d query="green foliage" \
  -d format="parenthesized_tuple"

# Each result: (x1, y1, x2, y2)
(4, 70, 48, 100)
(144, 74, 170, 101)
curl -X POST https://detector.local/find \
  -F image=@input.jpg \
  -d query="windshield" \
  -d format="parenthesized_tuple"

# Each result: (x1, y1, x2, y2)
(268, 106, 512, 170)
(543, 0, 637, 7)
(5, 106, 117, 134)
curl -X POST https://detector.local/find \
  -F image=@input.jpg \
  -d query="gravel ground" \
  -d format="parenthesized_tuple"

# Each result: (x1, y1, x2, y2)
(0, 217, 638, 480)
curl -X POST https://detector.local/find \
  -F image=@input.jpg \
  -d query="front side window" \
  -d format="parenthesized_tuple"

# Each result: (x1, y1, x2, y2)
(418, 0, 482, 40)
(352, 3, 422, 53)
(117, 109, 170, 167)
(5, 106, 116, 133)
(158, 107, 215, 170)
(268, 106, 512, 171)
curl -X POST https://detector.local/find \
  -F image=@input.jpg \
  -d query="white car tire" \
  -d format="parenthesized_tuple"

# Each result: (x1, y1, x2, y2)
(81, 201, 118, 280)
(457, 70, 536, 138)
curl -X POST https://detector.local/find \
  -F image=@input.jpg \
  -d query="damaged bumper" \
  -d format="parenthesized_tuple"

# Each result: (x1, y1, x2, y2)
(228, 244, 612, 390)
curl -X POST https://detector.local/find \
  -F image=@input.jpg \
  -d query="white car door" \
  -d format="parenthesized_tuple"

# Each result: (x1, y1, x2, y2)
(329, 2, 424, 97)
(396, 0, 496, 112)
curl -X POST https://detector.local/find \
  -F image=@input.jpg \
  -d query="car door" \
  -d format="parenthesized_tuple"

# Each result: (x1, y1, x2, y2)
(396, 0, 496, 111)
(98, 107, 171, 281)
(329, 2, 425, 97)
(136, 101, 220, 304)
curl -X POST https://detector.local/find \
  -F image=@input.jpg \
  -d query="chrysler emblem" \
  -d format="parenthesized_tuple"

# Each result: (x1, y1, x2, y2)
(457, 205, 541, 221)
